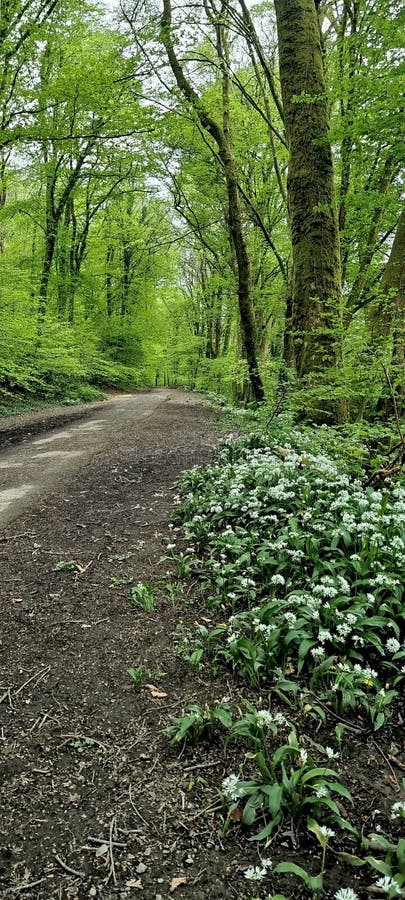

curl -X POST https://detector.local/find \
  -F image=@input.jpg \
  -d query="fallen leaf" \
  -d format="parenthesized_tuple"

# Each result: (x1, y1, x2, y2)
(126, 878, 143, 889)
(146, 684, 167, 699)
(230, 807, 243, 822)
(170, 876, 187, 892)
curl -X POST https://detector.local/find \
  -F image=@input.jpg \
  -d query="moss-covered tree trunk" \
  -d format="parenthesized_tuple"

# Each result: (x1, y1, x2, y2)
(274, 0, 342, 378)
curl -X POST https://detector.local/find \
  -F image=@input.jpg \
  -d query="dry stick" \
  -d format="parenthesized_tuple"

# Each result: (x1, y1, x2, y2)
(53, 854, 84, 877)
(312, 697, 367, 733)
(129, 784, 155, 831)
(187, 800, 222, 821)
(15, 666, 50, 697)
(389, 755, 405, 772)
(12, 877, 52, 892)
(106, 816, 117, 886)
(183, 760, 222, 772)
(372, 739, 400, 791)
(0, 531, 36, 542)
(88, 836, 127, 848)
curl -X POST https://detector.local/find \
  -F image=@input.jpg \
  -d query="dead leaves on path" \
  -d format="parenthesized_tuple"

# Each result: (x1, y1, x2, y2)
(146, 684, 168, 699)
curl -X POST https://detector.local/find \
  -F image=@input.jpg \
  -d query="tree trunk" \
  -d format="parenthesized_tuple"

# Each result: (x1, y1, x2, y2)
(106, 244, 114, 317)
(57, 202, 71, 319)
(370, 209, 405, 408)
(38, 228, 57, 323)
(274, 0, 342, 378)
(160, 0, 265, 402)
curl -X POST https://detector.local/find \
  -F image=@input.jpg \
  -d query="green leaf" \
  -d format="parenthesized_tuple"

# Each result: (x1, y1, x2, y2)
(365, 857, 391, 876)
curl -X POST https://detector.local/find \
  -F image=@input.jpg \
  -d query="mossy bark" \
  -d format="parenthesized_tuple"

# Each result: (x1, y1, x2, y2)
(274, 0, 342, 378)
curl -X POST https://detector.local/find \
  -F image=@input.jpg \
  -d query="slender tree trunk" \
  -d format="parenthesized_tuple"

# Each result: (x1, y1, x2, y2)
(370, 209, 405, 408)
(57, 202, 71, 319)
(106, 244, 114, 317)
(274, 0, 342, 378)
(38, 228, 57, 322)
(347, 155, 396, 313)
(160, 0, 264, 402)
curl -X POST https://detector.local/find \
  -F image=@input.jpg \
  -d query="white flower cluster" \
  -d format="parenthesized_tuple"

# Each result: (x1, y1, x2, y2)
(221, 773, 242, 802)
(244, 858, 272, 881)
(334, 889, 359, 900)
(180, 435, 405, 702)
(391, 800, 405, 819)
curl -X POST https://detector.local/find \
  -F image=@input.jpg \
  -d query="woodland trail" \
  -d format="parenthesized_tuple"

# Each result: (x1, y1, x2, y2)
(0, 392, 252, 900)
(0, 391, 181, 528)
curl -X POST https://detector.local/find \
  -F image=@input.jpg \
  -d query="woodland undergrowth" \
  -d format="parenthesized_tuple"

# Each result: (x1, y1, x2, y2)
(163, 406, 405, 899)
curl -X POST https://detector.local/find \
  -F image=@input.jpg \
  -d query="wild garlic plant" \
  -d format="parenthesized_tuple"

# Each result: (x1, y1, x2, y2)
(220, 729, 354, 842)
(172, 433, 405, 715)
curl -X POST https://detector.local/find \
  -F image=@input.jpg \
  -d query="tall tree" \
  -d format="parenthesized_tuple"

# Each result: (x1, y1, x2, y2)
(160, 0, 265, 401)
(274, 0, 342, 378)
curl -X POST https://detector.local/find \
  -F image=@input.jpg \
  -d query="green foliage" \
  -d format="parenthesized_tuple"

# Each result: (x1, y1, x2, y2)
(221, 729, 354, 842)
(130, 582, 155, 613)
(127, 665, 151, 688)
(164, 699, 233, 745)
(171, 425, 404, 722)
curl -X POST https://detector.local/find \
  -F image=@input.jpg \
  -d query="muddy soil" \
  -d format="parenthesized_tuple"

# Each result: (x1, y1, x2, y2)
(0, 391, 247, 899)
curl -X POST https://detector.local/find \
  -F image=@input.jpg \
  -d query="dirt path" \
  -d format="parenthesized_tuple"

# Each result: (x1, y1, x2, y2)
(0, 391, 250, 899)
(0, 391, 174, 527)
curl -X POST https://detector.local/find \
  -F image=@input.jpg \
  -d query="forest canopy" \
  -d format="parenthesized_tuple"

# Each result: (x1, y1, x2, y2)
(0, 0, 403, 420)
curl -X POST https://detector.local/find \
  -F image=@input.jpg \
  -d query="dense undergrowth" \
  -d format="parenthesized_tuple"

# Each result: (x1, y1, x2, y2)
(164, 408, 405, 899)
(0, 308, 157, 414)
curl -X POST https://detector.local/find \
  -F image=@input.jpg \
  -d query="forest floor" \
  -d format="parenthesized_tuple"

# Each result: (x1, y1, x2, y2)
(0, 390, 248, 900)
(0, 393, 403, 900)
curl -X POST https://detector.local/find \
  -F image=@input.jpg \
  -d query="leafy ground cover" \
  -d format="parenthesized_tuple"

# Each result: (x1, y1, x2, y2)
(163, 411, 405, 899)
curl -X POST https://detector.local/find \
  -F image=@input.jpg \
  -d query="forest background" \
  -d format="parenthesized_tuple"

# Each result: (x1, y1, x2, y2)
(0, 0, 403, 422)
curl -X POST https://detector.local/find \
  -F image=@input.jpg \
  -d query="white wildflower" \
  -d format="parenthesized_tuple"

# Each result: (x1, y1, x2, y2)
(244, 865, 267, 881)
(391, 800, 405, 819)
(318, 629, 332, 642)
(222, 773, 241, 801)
(386, 637, 400, 654)
(325, 746, 339, 760)
(270, 574, 285, 585)
(375, 875, 400, 895)
(311, 646, 326, 660)
(315, 785, 329, 798)
(318, 825, 335, 839)
(334, 889, 359, 900)
(256, 710, 274, 728)
(273, 712, 289, 726)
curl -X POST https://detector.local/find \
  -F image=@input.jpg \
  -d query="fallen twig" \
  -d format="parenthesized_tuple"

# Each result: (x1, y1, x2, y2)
(0, 688, 12, 706)
(11, 876, 52, 892)
(15, 667, 50, 697)
(106, 816, 117, 885)
(372, 739, 400, 790)
(312, 697, 367, 733)
(183, 759, 221, 773)
(88, 836, 127, 848)
(53, 853, 84, 877)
